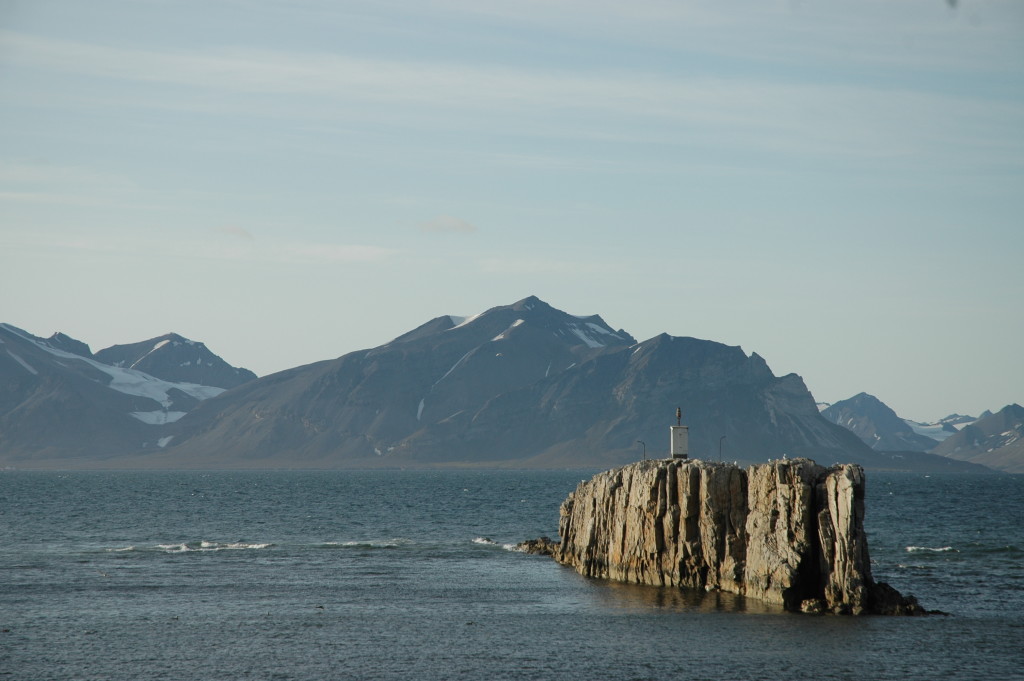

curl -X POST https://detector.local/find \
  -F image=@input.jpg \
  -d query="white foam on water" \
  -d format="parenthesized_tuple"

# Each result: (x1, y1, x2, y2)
(473, 537, 519, 551)
(906, 545, 957, 553)
(331, 539, 410, 549)
(157, 543, 191, 553)
(155, 541, 272, 553)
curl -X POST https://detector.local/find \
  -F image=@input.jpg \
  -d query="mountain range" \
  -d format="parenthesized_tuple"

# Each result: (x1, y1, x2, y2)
(821, 393, 951, 452)
(0, 298, 999, 472)
(0, 323, 235, 461)
(820, 393, 1023, 473)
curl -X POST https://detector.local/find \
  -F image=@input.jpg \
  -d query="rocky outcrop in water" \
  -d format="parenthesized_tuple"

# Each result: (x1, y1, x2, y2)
(552, 458, 925, 615)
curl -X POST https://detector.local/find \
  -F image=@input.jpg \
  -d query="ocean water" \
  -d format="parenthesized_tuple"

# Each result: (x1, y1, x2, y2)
(1, 468, 1021, 681)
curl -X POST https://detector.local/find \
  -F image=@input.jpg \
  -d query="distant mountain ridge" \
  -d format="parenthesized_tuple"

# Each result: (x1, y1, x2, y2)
(0, 299, 995, 472)
(821, 392, 1022, 473)
(821, 393, 943, 452)
(153, 297, 980, 471)
(0, 324, 252, 463)
(932, 404, 1024, 473)
(94, 333, 257, 389)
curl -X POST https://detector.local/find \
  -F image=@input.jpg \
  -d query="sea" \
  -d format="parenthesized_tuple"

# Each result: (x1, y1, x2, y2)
(1, 468, 1021, 681)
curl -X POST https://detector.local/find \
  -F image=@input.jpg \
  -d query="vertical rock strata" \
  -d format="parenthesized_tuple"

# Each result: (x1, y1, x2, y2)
(554, 458, 922, 614)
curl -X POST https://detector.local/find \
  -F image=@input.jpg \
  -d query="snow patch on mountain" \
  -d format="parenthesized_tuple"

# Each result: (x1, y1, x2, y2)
(492, 319, 525, 341)
(585, 322, 622, 338)
(564, 320, 622, 349)
(129, 338, 174, 370)
(0, 323, 224, 409)
(132, 410, 188, 425)
(450, 312, 484, 330)
(568, 326, 604, 348)
(6, 350, 38, 375)
(434, 350, 473, 386)
(905, 416, 976, 443)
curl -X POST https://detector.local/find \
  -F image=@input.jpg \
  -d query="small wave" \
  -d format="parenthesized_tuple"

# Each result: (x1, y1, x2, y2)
(154, 541, 273, 553)
(321, 539, 410, 550)
(106, 546, 136, 553)
(473, 537, 520, 552)
(906, 545, 957, 553)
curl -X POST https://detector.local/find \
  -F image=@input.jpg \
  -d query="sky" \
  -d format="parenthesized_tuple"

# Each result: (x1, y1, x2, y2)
(1, 0, 1022, 423)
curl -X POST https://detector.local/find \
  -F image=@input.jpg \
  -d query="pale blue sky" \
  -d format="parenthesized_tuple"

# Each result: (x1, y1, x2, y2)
(2, 0, 1022, 422)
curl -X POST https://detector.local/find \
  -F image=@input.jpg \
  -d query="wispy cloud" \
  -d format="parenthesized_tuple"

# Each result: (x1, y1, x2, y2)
(216, 225, 256, 241)
(477, 256, 611, 276)
(421, 215, 477, 233)
(0, 230, 398, 266)
(276, 242, 396, 264)
(3, 28, 1019, 170)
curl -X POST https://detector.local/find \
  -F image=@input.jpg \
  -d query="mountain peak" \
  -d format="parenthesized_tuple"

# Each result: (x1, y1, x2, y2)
(46, 331, 93, 358)
(94, 333, 255, 389)
(441, 297, 636, 348)
(823, 393, 941, 453)
(932, 403, 1024, 472)
(512, 295, 547, 311)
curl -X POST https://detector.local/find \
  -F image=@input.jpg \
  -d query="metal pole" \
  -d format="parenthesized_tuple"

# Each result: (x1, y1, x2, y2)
(637, 440, 646, 461)
(719, 435, 726, 462)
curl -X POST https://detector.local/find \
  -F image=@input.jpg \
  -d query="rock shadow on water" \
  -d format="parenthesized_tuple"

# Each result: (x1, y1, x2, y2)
(594, 580, 785, 615)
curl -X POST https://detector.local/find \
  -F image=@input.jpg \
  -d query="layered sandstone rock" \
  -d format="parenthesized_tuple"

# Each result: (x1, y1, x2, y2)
(553, 458, 924, 615)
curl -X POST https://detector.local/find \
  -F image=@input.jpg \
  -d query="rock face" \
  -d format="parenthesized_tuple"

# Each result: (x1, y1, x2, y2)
(554, 458, 924, 614)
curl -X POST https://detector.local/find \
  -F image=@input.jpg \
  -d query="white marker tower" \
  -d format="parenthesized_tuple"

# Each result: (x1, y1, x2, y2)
(671, 407, 689, 459)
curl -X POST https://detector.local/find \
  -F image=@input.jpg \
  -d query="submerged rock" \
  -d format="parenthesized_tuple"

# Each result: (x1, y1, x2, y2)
(515, 536, 560, 555)
(551, 458, 927, 615)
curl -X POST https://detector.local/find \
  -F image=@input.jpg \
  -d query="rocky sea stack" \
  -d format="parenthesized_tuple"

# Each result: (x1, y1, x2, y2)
(546, 458, 927, 615)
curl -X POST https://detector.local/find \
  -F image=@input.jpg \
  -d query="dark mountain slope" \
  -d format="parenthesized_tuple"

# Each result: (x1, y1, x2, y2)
(158, 301, 976, 471)
(95, 333, 257, 389)
(162, 296, 636, 464)
(45, 332, 93, 358)
(822, 392, 940, 452)
(0, 324, 222, 462)
(397, 333, 896, 467)
(0, 324, 262, 465)
(932, 404, 1024, 473)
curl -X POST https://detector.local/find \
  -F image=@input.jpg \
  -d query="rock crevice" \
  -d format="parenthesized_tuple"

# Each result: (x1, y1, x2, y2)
(552, 458, 924, 615)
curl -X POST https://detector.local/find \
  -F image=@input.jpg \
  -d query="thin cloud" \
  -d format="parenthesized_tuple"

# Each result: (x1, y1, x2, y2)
(478, 256, 609, 276)
(421, 215, 477, 234)
(1, 230, 397, 266)
(277, 242, 396, 264)
(5, 29, 1018, 169)
(216, 225, 255, 241)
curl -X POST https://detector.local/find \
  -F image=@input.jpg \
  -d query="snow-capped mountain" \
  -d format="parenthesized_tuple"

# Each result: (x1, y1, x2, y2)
(821, 393, 944, 452)
(95, 333, 256, 389)
(154, 297, 979, 471)
(0, 324, 246, 464)
(821, 393, 1024, 472)
(44, 331, 94, 358)
(904, 413, 976, 444)
(0, 299, 993, 471)
(932, 405, 1024, 473)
